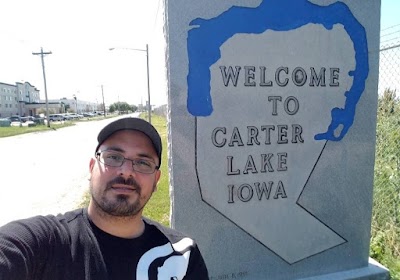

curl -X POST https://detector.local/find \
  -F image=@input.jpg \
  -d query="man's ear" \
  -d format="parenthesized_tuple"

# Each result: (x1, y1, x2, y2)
(89, 158, 95, 173)
(153, 169, 161, 192)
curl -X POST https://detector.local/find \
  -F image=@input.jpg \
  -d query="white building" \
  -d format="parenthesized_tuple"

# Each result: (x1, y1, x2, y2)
(0, 81, 40, 117)
(57, 98, 98, 113)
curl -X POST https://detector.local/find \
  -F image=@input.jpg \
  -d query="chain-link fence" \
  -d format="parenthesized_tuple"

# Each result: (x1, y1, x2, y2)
(378, 40, 400, 94)
(371, 35, 400, 278)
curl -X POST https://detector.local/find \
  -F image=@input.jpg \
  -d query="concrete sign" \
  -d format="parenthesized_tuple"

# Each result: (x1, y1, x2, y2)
(166, 0, 389, 278)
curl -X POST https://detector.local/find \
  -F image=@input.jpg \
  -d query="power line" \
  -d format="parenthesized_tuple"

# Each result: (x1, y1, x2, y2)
(147, 0, 162, 41)
(380, 36, 400, 44)
(380, 29, 400, 38)
(153, 0, 161, 31)
(381, 23, 400, 32)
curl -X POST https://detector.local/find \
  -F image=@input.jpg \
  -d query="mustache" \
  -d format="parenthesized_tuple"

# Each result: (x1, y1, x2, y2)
(106, 176, 141, 191)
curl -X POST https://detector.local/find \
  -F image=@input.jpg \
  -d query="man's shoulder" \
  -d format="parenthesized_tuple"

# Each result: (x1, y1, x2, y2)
(25, 208, 86, 228)
(143, 217, 194, 245)
(55, 208, 86, 223)
(0, 209, 87, 235)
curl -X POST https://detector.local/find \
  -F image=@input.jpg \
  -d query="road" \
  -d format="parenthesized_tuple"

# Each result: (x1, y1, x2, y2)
(0, 114, 138, 226)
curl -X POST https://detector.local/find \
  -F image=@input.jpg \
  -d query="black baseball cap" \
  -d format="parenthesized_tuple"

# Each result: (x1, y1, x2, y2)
(95, 117, 162, 166)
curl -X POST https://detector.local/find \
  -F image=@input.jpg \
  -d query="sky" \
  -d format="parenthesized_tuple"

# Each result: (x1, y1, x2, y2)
(0, 0, 398, 108)
(0, 0, 166, 107)
(380, 0, 400, 46)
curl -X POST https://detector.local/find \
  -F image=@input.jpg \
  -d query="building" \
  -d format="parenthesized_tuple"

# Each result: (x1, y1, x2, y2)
(0, 81, 42, 117)
(57, 97, 98, 114)
(0, 81, 99, 117)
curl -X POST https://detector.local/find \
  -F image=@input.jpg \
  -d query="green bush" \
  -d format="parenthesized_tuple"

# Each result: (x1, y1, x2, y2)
(371, 88, 400, 279)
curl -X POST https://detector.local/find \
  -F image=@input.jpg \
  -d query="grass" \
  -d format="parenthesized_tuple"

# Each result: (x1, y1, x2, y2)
(0, 114, 119, 138)
(141, 114, 170, 226)
(383, 256, 400, 280)
(0, 122, 76, 137)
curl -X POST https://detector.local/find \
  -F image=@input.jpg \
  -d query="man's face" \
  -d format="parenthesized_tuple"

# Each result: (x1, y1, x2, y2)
(89, 130, 161, 218)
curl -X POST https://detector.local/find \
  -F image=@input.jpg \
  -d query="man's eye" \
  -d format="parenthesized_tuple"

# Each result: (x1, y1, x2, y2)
(106, 153, 123, 161)
(136, 159, 152, 167)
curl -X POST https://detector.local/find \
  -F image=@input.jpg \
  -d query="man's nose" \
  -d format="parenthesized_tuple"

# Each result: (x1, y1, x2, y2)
(119, 159, 136, 177)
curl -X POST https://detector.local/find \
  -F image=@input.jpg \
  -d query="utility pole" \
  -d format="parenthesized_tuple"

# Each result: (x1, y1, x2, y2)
(145, 44, 151, 124)
(118, 95, 120, 113)
(101, 85, 106, 117)
(32, 47, 52, 128)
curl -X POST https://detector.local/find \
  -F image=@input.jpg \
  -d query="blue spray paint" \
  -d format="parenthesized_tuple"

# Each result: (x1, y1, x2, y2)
(186, 0, 369, 141)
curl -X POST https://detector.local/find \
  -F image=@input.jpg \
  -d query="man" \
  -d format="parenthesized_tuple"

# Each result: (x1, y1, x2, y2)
(0, 117, 209, 280)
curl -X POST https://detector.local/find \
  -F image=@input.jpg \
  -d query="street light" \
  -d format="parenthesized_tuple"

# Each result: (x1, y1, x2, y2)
(73, 94, 78, 113)
(109, 45, 152, 123)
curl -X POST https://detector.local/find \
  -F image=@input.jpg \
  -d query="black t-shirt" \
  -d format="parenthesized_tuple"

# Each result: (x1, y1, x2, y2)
(0, 209, 209, 280)
(91, 219, 188, 279)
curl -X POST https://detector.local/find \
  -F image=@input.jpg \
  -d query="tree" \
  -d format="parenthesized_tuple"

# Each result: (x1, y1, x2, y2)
(108, 101, 136, 114)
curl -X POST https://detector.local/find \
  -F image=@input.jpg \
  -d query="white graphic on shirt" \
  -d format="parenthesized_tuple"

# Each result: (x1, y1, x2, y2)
(136, 238, 194, 280)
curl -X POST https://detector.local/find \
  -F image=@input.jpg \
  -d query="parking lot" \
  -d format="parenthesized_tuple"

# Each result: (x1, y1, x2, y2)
(0, 112, 107, 128)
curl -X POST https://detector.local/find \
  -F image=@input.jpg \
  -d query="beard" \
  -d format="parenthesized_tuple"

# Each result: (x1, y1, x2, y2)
(90, 176, 153, 217)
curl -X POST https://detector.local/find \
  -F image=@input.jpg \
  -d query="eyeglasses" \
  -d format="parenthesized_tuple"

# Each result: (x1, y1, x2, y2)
(96, 151, 159, 174)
